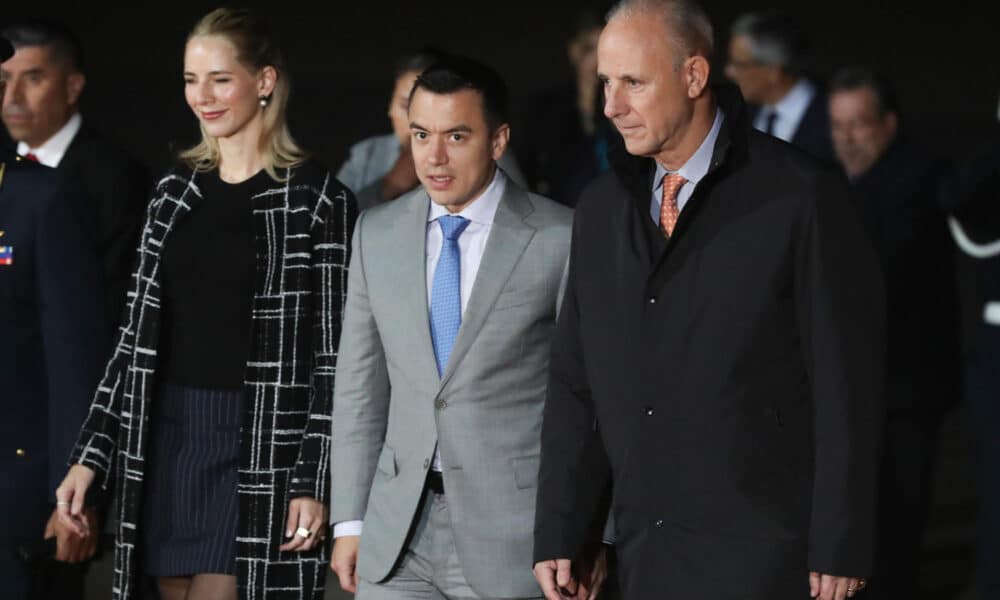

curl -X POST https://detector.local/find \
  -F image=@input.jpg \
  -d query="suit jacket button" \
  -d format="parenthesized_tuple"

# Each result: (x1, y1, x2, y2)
(435, 398, 447, 409)
(645, 407, 654, 416)
(15, 448, 25, 457)
(654, 519, 664, 528)
(648, 297, 657, 304)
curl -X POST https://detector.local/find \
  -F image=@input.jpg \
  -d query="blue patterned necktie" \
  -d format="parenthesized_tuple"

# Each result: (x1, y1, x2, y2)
(430, 215, 471, 376)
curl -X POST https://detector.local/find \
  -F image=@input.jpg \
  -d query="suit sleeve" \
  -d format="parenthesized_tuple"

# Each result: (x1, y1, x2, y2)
(353, 180, 385, 213)
(795, 169, 886, 576)
(336, 141, 385, 212)
(534, 210, 612, 564)
(289, 178, 358, 501)
(69, 183, 160, 492)
(36, 176, 109, 502)
(335, 142, 368, 193)
(329, 209, 392, 523)
(98, 156, 150, 328)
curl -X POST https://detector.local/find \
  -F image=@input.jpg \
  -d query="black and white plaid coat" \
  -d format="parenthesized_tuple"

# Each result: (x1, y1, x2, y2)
(70, 160, 356, 600)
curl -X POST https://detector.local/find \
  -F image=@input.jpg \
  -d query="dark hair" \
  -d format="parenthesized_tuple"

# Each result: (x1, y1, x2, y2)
(392, 46, 448, 82)
(730, 11, 809, 76)
(829, 66, 900, 117)
(1, 20, 84, 72)
(410, 55, 509, 132)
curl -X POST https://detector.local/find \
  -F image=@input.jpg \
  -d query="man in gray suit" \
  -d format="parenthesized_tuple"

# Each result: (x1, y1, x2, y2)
(335, 49, 527, 212)
(328, 57, 574, 599)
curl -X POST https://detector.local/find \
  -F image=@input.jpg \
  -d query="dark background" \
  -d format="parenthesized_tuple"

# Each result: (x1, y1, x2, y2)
(2, 0, 998, 175)
(3, 3, 993, 598)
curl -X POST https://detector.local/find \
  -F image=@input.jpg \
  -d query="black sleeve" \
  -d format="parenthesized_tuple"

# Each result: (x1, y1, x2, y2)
(36, 175, 110, 501)
(290, 176, 359, 501)
(534, 208, 612, 564)
(99, 157, 151, 330)
(795, 169, 887, 576)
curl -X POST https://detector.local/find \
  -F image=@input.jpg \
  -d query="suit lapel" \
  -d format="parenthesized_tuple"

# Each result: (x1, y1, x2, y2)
(436, 183, 536, 392)
(56, 123, 91, 170)
(390, 190, 440, 386)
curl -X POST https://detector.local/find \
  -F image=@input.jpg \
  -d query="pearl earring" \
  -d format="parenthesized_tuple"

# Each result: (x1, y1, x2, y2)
(259, 96, 268, 107)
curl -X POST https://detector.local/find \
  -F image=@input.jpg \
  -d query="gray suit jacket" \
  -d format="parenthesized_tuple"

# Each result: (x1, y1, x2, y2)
(330, 174, 571, 597)
(336, 133, 528, 212)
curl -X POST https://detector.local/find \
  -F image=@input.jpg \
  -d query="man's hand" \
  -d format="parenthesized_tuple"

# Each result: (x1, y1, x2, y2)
(810, 572, 868, 600)
(534, 558, 578, 600)
(380, 146, 419, 200)
(43, 506, 98, 563)
(330, 535, 360, 593)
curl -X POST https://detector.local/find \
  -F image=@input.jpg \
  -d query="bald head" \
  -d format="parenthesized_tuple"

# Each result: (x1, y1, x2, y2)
(606, 0, 714, 68)
(598, 3, 714, 167)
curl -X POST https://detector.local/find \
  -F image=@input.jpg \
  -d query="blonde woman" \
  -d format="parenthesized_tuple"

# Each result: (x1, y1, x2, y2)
(53, 8, 356, 600)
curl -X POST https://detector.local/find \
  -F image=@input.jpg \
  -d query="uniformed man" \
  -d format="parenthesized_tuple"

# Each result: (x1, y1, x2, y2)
(0, 34, 108, 600)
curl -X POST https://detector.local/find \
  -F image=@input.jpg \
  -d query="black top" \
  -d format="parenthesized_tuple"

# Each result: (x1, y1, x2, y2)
(159, 168, 269, 389)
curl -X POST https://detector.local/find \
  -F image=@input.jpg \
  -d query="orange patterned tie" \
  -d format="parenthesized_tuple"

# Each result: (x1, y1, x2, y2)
(659, 173, 687, 237)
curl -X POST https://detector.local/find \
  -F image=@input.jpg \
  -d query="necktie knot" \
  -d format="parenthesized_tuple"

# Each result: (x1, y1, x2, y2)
(24, 152, 39, 163)
(662, 173, 686, 196)
(438, 215, 470, 241)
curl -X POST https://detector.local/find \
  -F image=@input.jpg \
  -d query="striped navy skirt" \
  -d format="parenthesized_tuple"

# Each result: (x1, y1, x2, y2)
(142, 383, 242, 576)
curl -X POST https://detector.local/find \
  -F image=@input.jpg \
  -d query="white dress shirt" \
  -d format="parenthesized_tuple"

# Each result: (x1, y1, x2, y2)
(17, 112, 82, 167)
(650, 109, 724, 224)
(424, 168, 505, 318)
(752, 79, 815, 144)
(333, 168, 507, 539)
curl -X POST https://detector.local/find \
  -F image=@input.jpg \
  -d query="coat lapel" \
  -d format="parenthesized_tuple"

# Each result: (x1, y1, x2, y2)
(159, 170, 203, 228)
(58, 123, 91, 169)
(436, 183, 536, 392)
(390, 190, 441, 387)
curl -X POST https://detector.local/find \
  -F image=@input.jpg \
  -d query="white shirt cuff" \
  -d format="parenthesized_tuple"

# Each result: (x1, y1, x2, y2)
(333, 520, 364, 538)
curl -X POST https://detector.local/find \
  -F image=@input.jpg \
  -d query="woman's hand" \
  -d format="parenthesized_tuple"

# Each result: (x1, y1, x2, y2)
(279, 496, 328, 552)
(54, 464, 96, 537)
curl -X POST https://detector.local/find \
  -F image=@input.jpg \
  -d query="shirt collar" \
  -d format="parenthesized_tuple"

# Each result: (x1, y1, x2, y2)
(428, 166, 506, 226)
(17, 112, 82, 168)
(654, 108, 724, 192)
(768, 79, 815, 120)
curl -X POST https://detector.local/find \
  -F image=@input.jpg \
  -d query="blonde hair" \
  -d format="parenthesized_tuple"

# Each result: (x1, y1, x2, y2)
(179, 8, 306, 180)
